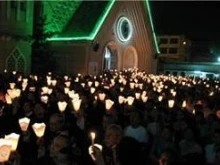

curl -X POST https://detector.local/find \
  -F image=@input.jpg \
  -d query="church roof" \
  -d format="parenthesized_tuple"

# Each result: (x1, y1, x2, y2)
(46, 0, 115, 41)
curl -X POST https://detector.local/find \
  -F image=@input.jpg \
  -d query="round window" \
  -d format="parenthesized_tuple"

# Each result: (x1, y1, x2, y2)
(116, 17, 133, 42)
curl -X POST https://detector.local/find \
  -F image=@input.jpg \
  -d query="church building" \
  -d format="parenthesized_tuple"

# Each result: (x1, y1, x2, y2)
(0, 0, 159, 75)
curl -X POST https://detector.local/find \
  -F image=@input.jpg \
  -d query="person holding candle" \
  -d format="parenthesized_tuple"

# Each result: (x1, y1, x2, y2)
(90, 136, 145, 165)
(89, 124, 122, 165)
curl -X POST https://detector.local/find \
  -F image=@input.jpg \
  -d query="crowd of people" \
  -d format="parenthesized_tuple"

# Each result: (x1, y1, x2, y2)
(0, 68, 220, 165)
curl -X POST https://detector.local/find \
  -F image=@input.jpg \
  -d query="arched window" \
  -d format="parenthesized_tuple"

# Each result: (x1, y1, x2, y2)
(6, 48, 26, 73)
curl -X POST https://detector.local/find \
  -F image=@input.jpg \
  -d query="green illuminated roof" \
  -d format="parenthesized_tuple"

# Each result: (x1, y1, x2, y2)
(43, 1, 82, 33)
(47, 0, 115, 41)
(62, 1, 108, 37)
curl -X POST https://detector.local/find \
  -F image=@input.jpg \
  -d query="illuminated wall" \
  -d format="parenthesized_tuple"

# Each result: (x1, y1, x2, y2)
(87, 0, 158, 74)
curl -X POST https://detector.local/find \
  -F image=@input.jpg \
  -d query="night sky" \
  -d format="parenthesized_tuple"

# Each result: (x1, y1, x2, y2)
(151, 1, 220, 43)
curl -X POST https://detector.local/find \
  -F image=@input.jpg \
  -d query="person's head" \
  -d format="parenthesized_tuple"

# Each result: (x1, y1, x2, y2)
(195, 111, 204, 123)
(176, 111, 184, 121)
(27, 92, 36, 102)
(215, 146, 220, 164)
(49, 113, 64, 133)
(104, 124, 122, 148)
(50, 135, 71, 159)
(116, 136, 145, 165)
(151, 108, 159, 121)
(23, 101, 33, 115)
(102, 114, 117, 130)
(206, 113, 216, 124)
(213, 129, 220, 144)
(183, 127, 195, 141)
(33, 103, 46, 120)
(129, 111, 142, 128)
(215, 108, 220, 119)
(161, 127, 173, 141)
(159, 148, 177, 165)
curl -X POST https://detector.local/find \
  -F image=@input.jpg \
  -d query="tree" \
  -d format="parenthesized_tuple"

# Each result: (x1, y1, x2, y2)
(31, 1, 56, 75)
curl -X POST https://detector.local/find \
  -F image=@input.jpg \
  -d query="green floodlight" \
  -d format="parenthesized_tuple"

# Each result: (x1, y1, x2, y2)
(145, 0, 160, 54)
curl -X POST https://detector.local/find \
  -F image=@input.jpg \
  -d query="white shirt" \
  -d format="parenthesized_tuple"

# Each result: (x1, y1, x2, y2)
(205, 143, 215, 164)
(124, 125, 148, 143)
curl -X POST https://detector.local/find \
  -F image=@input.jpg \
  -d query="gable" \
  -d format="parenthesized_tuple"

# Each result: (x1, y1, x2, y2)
(46, 0, 159, 53)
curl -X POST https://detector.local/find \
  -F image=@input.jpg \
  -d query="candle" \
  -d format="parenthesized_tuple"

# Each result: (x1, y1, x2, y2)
(18, 117, 30, 131)
(105, 99, 114, 110)
(5, 94, 12, 104)
(72, 99, 82, 111)
(90, 132, 96, 145)
(127, 96, 134, 105)
(14, 89, 21, 97)
(57, 101, 67, 112)
(64, 87, 70, 94)
(168, 100, 175, 108)
(98, 93, 106, 101)
(5, 133, 20, 151)
(158, 96, 163, 102)
(42, 86, 49, 94)
(81, 83, 85, 88)
(64, 75, 68, 81)
(182, 100, 186, 108)
(95, 81, 99, 87)
(118, 96, 125, 104)
(0, 139, 12, 162)
(32, 123, 46, 138)
(65, 81, 71, 88)
(135, 93, 141, 99)
(51, 80, 57, 86)
(129, 82, 135, 89)
(141, 95, 148, 103)
(90, 87, 96, 94)
(9, 83, 16, 89)
(88, 81, 93, 87)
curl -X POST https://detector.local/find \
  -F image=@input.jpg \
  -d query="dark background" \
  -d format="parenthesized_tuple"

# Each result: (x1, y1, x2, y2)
(151, 1, 220, 43)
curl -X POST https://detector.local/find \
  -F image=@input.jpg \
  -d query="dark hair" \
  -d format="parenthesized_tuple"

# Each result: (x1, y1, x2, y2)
(116, 136, 145, 165)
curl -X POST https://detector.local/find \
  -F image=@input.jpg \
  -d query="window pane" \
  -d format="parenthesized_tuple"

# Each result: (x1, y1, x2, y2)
(169, 48, 178, 54)
(11, 1, 17, 9)
(160, 38, 168, 44)
(20, 1, 26, 11)
(170, 38, 178, 44)
(160, 48, 167, 54)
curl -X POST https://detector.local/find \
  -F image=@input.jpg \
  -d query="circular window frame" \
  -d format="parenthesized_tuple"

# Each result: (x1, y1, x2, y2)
(116, 17, 133, 42)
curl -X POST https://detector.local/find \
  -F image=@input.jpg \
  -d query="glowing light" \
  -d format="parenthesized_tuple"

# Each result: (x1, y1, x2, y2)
(145, 0, 160, 54)
(5, 133, 20, 151)
(0, 139, 12, 162)
(116, 17, 133, 42)
(19, 117, 30, 132)
(32, 123, 46, 138)
(90, 132, 96, 145)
